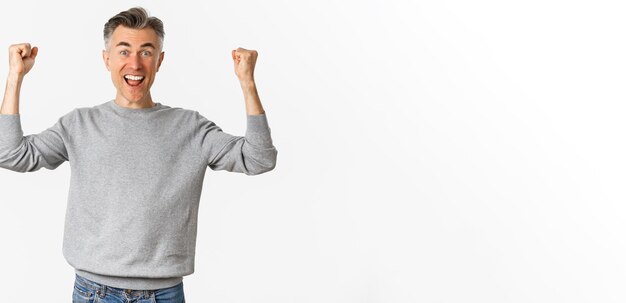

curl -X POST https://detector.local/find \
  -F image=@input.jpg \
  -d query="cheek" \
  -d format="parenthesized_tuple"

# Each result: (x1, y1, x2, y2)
(109, 63, 121, 72)
(148, 59, 159, 69)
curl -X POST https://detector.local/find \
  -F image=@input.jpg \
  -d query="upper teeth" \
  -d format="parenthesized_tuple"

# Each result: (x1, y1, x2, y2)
(125, 75, 144, 81)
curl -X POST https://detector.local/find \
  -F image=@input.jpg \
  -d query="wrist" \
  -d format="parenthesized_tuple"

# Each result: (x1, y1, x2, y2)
(239, 78, 256, 87)
(7, 72, 24, 85)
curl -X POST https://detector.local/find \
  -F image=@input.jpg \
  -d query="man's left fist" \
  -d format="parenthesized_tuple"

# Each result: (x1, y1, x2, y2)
(232, 47, 258, 82)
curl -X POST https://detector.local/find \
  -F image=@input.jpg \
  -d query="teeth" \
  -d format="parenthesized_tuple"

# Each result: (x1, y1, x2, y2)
(124, 75, 144, 81)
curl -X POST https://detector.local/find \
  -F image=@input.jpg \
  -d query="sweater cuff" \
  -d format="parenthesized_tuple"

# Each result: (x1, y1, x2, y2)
(0, 114, 24, 149)
(245, 113, 274, 148)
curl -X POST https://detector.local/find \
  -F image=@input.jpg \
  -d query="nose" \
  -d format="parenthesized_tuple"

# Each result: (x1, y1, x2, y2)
(127, 53, 142, 70)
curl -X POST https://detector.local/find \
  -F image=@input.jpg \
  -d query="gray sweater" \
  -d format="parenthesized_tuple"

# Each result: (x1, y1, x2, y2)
(0, 100, 277, 290)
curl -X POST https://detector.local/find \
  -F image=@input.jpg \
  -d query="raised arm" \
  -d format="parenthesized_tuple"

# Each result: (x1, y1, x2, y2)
(232, 47, 265, 116)
(0, 43, 73, 173)
(195, 47, 277, 175)
(1, 43, 38, 115)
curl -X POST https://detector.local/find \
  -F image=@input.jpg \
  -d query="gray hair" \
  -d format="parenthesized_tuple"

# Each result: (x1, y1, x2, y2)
(103, 7, 164, 50)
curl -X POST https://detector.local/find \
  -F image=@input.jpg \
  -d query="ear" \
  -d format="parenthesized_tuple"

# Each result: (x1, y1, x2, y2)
(102, 49, 110, 71)
(156, 51, 165, 72)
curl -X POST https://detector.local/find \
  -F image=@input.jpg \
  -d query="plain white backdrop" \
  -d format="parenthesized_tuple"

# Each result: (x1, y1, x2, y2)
(0, 0, 624, 302)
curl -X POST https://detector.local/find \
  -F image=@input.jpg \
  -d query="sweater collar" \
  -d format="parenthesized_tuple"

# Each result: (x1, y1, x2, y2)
(107, 99, 163, 116)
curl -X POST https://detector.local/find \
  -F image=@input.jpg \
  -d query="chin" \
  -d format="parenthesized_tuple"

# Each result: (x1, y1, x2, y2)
(123, 93, 147, 103)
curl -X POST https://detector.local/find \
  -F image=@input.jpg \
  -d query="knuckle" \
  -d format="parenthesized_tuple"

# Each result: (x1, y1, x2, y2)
(9, 43, 27, 51)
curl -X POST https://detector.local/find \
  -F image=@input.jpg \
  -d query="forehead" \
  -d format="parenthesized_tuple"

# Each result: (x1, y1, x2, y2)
(110, 25, 159, 46)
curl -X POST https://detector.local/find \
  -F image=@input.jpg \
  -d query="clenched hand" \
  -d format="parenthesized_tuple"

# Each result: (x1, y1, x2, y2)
(8, 43, 38, 77)
(232, 47, 257, 82)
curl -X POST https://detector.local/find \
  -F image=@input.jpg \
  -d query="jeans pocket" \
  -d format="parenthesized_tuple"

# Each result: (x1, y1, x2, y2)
(72, 283, 95, 303)
(154, 282, 185, 303)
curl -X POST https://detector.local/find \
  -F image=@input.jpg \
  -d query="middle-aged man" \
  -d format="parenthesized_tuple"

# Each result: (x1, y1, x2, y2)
(0, 7, 277, 303)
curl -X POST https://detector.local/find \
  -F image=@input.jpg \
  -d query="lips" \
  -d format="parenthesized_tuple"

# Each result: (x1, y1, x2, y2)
(124, 74, 145, 87)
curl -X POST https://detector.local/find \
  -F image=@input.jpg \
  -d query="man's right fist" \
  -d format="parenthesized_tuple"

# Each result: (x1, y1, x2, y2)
(8, 43, 38, 77)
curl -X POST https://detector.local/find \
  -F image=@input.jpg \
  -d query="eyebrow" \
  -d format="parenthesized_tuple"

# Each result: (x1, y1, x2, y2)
(115, 42, 156, 49)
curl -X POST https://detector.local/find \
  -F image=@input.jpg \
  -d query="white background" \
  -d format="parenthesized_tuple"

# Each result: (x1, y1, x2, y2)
(0, 1, 624, 302)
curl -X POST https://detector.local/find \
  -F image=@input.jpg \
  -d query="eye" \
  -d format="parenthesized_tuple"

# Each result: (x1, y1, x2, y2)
(142, 50, 152, 57)
(120, 50, 128, 56)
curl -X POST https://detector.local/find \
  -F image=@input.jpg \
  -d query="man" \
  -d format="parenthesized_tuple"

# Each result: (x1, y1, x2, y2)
(0, 7, 277, 303)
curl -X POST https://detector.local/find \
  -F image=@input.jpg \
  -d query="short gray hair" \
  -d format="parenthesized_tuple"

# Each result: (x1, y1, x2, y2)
(103, 7, 164, 50)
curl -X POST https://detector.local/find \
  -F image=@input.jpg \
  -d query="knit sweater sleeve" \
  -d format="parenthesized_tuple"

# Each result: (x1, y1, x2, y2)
(0, 110, 74, 172)
(195, 112, 277, 175)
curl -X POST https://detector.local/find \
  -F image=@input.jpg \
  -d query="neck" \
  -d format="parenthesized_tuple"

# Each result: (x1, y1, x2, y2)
(115, 94, 155, 109)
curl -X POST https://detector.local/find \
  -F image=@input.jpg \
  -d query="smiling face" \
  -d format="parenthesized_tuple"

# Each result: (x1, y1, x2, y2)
(102, 25, 164, 108)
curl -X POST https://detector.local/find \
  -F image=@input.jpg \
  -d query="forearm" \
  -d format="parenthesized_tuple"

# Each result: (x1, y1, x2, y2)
(1, 73, 23, 115)
(239, 80, 265, 116)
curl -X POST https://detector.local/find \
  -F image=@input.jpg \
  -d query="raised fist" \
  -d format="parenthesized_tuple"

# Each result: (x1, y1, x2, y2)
(8, 43, 38, 77)
(232, 47, 257, 82)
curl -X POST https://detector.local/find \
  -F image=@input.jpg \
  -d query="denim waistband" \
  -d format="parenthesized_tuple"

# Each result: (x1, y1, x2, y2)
(75, 273, 179, 299)
(75, 269, 183, 290)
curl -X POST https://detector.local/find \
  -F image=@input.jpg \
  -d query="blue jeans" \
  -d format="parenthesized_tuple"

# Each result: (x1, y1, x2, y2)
(72, 274, 185, 303)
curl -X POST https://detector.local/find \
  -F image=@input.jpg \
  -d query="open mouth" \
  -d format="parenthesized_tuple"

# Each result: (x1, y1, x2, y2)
(124, 74, 145, 87)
